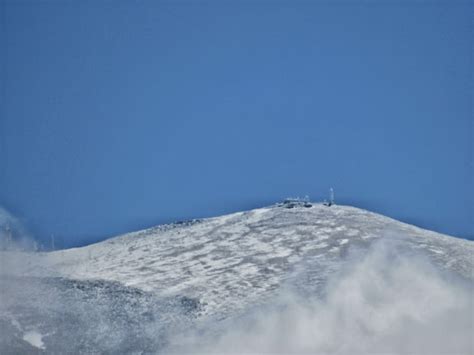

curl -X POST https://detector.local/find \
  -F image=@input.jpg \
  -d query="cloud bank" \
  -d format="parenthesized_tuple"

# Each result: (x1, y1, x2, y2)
(172, 239, 473, 354)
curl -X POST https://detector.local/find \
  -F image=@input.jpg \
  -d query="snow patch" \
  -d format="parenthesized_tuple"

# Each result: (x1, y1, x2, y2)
(23, 330, 45, 350)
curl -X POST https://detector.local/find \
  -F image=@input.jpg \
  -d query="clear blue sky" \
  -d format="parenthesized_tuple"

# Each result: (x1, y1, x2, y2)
(1, 0, 472, 247)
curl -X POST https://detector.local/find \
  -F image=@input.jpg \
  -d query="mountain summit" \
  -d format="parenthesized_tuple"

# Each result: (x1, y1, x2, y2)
(1, 203, 473, 353)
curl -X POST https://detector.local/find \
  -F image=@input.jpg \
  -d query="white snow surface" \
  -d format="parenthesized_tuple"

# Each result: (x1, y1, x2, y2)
(2, 204, 472, 321)
(22, 330, 45, 350)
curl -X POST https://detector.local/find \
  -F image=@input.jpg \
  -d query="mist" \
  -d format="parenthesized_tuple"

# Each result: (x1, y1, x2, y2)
(170, 239, 473, 354)
(0, 206, 36, 251)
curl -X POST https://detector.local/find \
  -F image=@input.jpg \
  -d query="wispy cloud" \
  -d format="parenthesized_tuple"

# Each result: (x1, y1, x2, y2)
(173, 238, 473, 354)
(0, 206, 35, 251)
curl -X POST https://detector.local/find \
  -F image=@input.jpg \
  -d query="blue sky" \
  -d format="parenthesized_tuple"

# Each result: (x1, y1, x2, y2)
(1, 0, 472, 247)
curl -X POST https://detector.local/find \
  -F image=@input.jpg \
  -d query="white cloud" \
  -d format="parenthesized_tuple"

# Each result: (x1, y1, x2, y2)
(0, 206, 35, 251)
(173, 238, 473, 354)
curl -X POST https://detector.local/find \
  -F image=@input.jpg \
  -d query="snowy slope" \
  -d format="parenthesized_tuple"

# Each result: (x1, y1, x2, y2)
(1, 203, 473, 353)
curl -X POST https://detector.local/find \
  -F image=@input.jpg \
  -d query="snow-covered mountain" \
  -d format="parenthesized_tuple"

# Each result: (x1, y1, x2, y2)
(1, 202, 473, 353)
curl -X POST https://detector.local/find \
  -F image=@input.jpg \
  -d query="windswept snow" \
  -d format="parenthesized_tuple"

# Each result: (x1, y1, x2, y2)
(22, 330, 45, 350)
(1, 203, 473, 353)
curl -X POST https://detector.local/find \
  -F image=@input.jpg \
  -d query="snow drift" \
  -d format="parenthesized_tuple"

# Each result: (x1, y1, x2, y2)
(1, 203, 473, 353)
